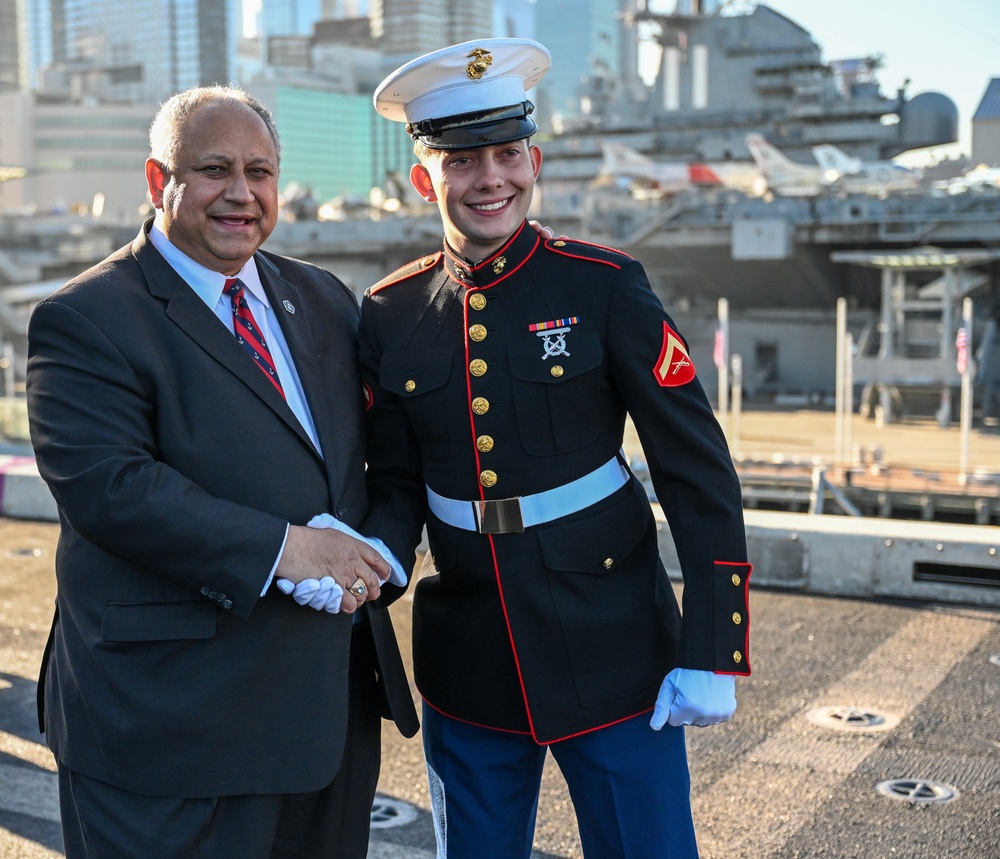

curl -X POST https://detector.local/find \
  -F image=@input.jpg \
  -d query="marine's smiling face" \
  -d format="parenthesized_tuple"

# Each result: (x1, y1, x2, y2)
(411, 139, 542, 261)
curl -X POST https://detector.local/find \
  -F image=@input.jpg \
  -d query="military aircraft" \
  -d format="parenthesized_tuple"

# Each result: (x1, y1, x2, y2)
(598, 142, 761, 197)
(811, 144, 923, 194)
(746, 134, 923, 196)
(944, 163, 1000, 194)
(744, 134, 828, 196)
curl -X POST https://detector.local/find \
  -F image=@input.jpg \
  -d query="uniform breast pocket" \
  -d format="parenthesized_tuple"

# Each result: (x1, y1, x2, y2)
(380, 350, 454, 463)
(508, 330, 604, 456)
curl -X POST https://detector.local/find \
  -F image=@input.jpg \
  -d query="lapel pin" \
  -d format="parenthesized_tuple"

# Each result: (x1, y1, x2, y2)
(282, 300, 296, 314)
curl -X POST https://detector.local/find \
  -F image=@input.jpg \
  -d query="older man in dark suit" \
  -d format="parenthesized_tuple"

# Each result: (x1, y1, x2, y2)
(26, 84, 417, 859)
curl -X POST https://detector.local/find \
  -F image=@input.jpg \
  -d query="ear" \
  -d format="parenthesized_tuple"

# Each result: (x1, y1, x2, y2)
(529, 144, 543, 180)
(145, 159, 167, 209)
(410, 163, 438, 203)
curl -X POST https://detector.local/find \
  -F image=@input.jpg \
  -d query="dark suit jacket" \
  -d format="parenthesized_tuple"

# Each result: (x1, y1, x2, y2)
(26, 221, 416, 799)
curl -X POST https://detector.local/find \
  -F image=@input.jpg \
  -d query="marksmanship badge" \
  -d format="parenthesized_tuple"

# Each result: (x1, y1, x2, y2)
(529, 317, 579, 360)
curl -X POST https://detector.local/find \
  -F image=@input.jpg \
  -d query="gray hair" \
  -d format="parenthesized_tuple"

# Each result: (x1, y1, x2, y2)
(149, 84, 281, 170)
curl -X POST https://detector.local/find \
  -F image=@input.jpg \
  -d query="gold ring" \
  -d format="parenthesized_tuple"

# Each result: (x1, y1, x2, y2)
(348, 578, 367, 598)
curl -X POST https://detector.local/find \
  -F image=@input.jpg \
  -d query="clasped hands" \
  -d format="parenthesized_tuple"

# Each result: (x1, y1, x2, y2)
(275, 514, 406, 614)
(650, 667, 737, 729)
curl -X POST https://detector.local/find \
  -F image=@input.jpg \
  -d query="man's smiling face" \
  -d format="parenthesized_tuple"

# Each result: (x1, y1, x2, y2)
(146, 100, 279, 275)
(410, 139, 542, 261)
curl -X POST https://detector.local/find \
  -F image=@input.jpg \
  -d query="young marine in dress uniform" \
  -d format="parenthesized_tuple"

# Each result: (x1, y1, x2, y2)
(360, 38, 751, 859)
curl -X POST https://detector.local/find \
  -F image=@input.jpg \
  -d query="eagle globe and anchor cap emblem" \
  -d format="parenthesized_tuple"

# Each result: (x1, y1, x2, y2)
(467, 48, 493, 80)
(372, 38, 551, 150)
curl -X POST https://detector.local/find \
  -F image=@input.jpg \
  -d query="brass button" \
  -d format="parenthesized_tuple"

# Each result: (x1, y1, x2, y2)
(470, 359, 488, 377)
(476, 435, 494, 453)
(404, 380, 416, 393)
(421, 256, 435, 267)
(733, 651, 743, 664)
(550, 365, 564, 378)
(603, 557, 613, 569)
(480, 470, 498, 488)
(732, 612, 742, 625)
(471, 397, 490, 415)
(731, 573, 741, 587)
(469, 324, 487, 342)
(553, 240, 566, 247)
(469, 293, 487, 311)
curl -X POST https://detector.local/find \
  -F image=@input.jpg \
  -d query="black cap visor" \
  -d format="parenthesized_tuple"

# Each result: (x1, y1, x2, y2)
(408, 101, 537, 150)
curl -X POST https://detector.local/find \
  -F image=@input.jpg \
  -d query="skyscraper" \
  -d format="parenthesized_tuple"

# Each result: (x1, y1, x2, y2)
(493, 0, 534, 39)
(259, 0, 323, 38)
(372, 0, 492, 57)
(535, 0, 621, 124)
(0, 0, 19, 91)
(47, 0, 239, 104)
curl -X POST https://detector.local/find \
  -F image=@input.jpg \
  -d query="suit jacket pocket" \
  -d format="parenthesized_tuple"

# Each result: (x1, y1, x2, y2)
(102, 602, 217, 642)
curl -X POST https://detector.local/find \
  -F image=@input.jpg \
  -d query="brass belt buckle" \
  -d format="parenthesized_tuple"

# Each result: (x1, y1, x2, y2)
(474, 497, 525, 534)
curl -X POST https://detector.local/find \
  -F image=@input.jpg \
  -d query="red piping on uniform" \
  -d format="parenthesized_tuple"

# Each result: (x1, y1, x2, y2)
(487, 531, 540, 739)
(420, 696, 533, 736)
(564, 238, 634, 258)
(486, 234, 537, 286)
(445, 221, 523, 272)
(422, 695, 662, 746)
(370, 253, 442, 294)
(462, 271, 541, 741)
(546, 245, 623, 269)
(540, 707, 658, 745)
(445, 223, 539, 289)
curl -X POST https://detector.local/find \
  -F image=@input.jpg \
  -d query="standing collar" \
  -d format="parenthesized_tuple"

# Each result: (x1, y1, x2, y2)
(442, 220, 540, 289)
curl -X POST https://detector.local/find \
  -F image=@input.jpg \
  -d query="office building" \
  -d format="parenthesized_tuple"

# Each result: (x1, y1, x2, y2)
(1, 0, 19, 91)
(42, 0, 239, 104)
(0, 90, 152, 218)
(372, 0, 492, 57)
(493, 0, 534, 38)
(259, 0, 323, 38)
(535, 0, 622, 125)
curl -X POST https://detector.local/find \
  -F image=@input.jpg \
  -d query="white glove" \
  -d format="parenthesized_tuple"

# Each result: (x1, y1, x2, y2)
(275, 575, 342, 613)
(276, 513, 407, 613)
(650, 667, 737, 729)
(305, 513, 408, 586)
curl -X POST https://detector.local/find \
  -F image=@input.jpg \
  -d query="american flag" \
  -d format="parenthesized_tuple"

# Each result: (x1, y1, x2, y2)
(713, 327, 725, 369)
(956, 325, 968, 375)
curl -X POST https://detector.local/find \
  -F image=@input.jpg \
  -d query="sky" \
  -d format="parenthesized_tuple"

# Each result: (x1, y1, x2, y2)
(754, 0, 1000, 165)
(242, 0, 998, 164)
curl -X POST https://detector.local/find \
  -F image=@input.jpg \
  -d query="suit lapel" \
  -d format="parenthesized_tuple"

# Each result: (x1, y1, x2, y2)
(256, 254, 340, 501)
(134, 228, 319, 458)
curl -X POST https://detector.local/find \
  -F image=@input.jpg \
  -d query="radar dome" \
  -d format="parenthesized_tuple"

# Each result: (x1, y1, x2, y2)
(899, 92, 959, 149)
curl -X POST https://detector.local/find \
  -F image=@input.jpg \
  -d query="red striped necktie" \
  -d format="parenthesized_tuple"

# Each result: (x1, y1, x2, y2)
(223, 278, 285, 399)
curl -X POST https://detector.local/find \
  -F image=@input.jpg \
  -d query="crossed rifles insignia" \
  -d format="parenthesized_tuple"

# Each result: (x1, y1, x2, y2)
(467, 48, 493, 80)
(529, 317, 579, 360)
